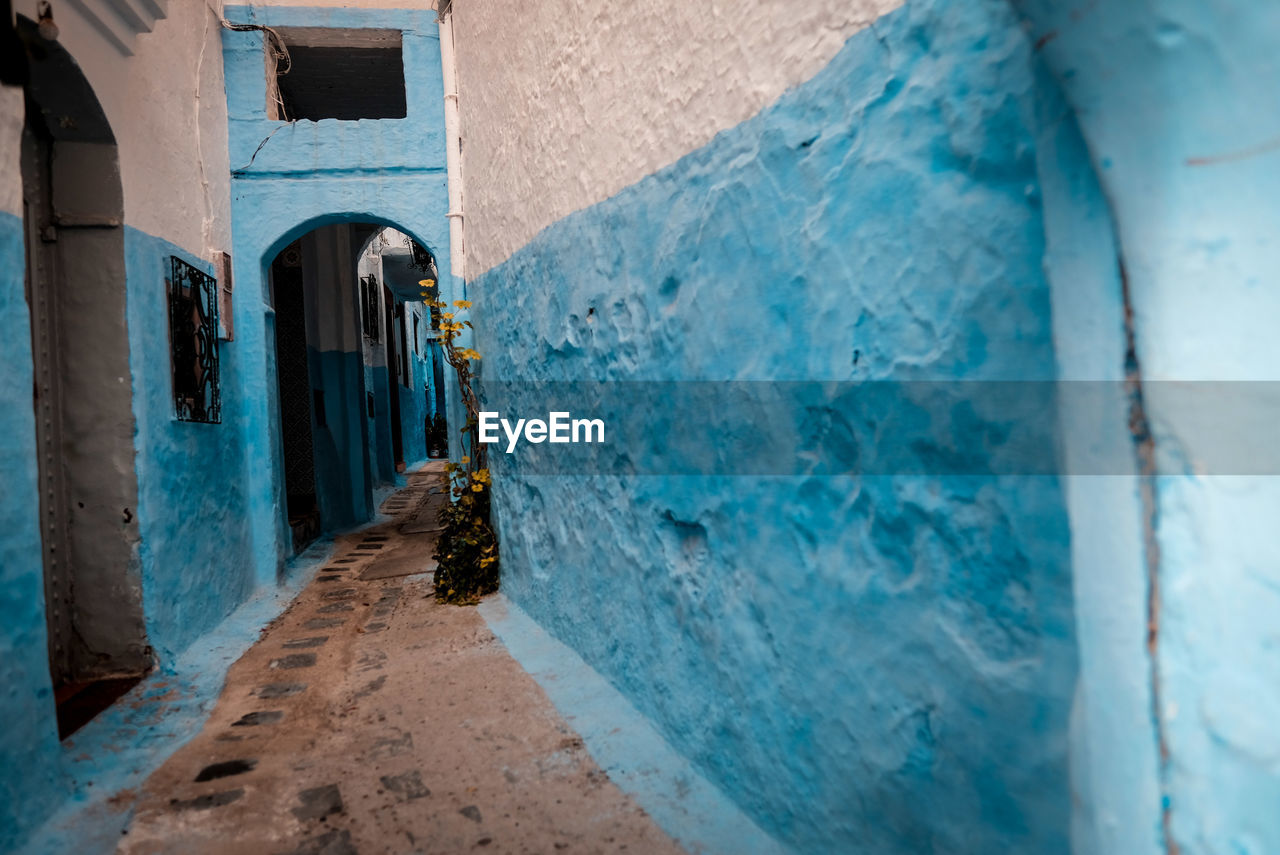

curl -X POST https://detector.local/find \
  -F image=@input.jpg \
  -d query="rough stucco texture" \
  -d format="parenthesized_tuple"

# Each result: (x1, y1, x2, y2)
(1030, 64, 1163, 855)
(470, 2, 1078, 853)
(125, 229, 257, 665)
(451, 0, 904, 274)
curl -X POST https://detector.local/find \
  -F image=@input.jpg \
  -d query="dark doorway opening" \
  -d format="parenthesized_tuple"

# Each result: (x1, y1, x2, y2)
(271, 242, 320, 551)
(384, 287, 405, 472)
(55, 675, 146, 740)
(18, 15, 151, 736)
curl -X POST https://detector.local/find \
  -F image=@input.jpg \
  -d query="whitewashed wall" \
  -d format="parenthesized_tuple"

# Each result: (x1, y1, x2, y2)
(4, 0, 232, 257)
(250, 0, 435, 6)
(449, 0, 903, 276)
(0, 86, 20, 217)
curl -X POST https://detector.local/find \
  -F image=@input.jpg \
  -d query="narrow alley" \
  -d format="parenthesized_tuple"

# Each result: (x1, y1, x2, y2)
(119, 465, 680, 855)
(3, 1, 1279, 854)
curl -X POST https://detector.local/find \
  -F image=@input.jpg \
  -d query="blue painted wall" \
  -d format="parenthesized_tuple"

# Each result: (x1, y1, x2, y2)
(367, 314, 431, 479)
(398, 346, 430, 465)
(0, 211, 70, 851)
(475, 2, 1079, 852)
(368, 361, 396, 483)
(0, 219, 262, 850)
(310, 347, 373, 530)
(222, 4, 459, 575)
(0, 221, 261, 849)
(1028, 60, 1163, 855)
(124, 230, 258, 663)
(1016, 3, 1280, 852)
(0, 4, 465, 849)
(381, 255, 433, 467)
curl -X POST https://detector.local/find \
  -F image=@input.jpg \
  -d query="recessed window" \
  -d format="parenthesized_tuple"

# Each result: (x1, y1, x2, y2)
(168, 256, 221, 423)
(360, 274, 381, 340)
(270, 28, 406, 121)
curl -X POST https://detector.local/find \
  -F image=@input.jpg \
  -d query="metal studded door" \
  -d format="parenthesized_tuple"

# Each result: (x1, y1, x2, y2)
(21, 114, 74, 686)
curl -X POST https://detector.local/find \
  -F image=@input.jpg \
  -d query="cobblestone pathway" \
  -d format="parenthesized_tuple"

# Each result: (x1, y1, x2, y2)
(117, 464, 682, 855)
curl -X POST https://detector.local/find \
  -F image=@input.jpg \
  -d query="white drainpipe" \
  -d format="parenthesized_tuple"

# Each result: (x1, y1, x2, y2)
(438, 10, 466, 281)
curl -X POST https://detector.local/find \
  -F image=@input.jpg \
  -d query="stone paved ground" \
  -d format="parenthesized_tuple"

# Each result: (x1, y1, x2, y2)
(116, 464, 683, 855)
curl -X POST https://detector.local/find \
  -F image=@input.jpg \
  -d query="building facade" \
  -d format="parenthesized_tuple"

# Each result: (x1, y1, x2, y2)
(1, 1, 1277, 854)
(0, 2, 451, 848)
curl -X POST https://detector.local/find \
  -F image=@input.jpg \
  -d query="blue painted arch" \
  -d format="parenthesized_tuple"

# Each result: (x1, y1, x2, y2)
(220, 0, 456, 583)
(229, 185, 461, 585)
(257, 211, 449, 551)
(259, 211, 445, 280)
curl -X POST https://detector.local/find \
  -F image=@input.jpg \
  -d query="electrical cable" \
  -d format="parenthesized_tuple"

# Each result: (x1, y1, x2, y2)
(220, 19, 292, 121)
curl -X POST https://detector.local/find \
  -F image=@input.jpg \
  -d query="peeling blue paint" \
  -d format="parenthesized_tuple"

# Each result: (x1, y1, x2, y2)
(474, 2, 1078, 852)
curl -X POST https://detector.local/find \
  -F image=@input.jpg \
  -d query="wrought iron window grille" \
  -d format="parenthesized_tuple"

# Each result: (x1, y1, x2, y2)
(168, 256, 221, 423)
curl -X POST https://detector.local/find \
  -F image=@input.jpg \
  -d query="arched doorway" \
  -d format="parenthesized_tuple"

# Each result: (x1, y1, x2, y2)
(265, 221, 441, 555)
(17, 18, 150, 735)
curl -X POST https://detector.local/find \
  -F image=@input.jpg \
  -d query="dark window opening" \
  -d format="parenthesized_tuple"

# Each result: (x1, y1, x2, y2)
(399, 310, 410, 388)
(274, 29, 406, 121)
(360, 274, 380, 340)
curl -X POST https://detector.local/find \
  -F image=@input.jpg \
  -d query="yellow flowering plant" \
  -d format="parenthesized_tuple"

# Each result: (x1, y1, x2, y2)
(419, 279, 499, 604)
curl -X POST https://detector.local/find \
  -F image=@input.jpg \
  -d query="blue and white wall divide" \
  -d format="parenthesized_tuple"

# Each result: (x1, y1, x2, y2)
(451, 1, 1280, 853)
(0, 1, 248, 847)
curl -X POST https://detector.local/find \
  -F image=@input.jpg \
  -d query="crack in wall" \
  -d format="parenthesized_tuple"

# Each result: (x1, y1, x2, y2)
(1118, 259, 1178, 855)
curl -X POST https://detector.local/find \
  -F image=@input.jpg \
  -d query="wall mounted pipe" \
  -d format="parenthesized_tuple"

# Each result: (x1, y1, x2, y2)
(438, 9, 464, 280)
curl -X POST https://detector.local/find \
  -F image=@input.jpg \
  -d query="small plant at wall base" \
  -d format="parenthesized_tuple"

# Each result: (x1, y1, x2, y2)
(421, 279, 499, 604)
